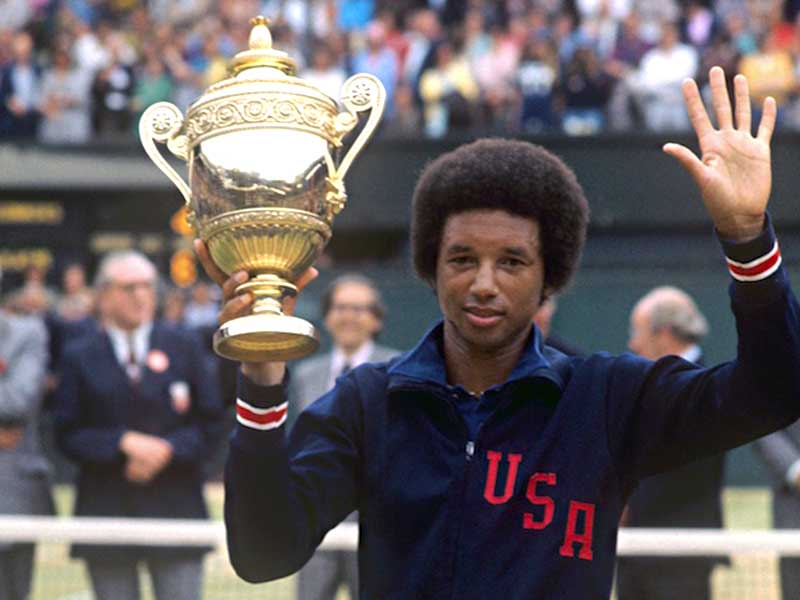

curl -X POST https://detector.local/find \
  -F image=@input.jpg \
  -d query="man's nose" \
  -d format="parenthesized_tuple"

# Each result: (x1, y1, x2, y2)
(470, 262, 498, 298)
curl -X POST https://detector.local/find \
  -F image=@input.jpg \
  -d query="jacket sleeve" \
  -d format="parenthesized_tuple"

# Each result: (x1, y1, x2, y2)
(0, 317, 47, 425)
(224, 369, 362, 583)
(607, 217, 800, 485)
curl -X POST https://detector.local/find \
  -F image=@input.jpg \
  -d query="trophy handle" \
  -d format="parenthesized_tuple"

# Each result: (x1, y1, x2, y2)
(139, 102, 192, 206)
(324, 74, 386, 218)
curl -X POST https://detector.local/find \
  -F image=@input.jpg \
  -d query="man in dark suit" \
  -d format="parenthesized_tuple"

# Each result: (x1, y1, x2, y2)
(0, 268, 54, 600)
(617, 286, 727, 600)
(290, 274, 399, 600)
(54, 251, 225, 600)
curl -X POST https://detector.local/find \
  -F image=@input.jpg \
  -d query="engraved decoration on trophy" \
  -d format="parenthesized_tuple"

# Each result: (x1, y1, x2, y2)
(140, 16, 386, 362)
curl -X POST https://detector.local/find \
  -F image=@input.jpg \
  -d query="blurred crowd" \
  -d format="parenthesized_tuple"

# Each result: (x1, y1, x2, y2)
(3, 0, 800, 143)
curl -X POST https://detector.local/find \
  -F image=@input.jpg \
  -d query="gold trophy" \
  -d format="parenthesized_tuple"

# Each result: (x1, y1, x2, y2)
(140, 17, 385, 362)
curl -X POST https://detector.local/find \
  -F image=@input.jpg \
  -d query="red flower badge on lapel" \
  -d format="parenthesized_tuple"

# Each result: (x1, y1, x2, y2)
(0, 359, 6, 376)
(169, 381, 191, 414)
(146, 349, 169, 373)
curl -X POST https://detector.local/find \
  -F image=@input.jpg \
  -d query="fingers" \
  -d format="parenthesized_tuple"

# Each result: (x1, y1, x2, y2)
(193, 239, 227, 287)
(757, 96, 777, 144)
(218, 290, 253, 325)
(663, 143, 708, 189)
(282, 267, 319, 317)
(222, 270, 248, 303)
(733, 73, 751, 133)
(709, 66, 733, 130)
(295, 267, 319, 294)
(682, 77, 713, 140)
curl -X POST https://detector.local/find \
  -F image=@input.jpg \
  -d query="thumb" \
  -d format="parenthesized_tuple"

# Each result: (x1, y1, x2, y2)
(663, 143, 709, 190)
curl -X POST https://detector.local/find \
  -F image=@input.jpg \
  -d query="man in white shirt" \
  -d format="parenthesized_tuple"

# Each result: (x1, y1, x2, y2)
(633, 22, 699, 131)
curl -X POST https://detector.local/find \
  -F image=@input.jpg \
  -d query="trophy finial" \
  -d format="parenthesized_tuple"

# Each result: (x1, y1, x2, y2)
(231, 15, 295, 75)
(249, 16, 273, 50)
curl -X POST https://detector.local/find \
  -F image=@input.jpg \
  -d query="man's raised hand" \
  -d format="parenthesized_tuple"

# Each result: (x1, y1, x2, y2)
(663, 66, 776, 242)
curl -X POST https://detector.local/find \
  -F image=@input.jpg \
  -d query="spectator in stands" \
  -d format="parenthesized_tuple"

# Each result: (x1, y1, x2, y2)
(605, 11, 652, 130)
(130, 55, 173, 130)
(617, 286, 726, 600)
(472, 20, 520, 129)
(462, 8, 492, 65)
(738, 31, 796, 127)
(161, 32, 202, 113)
(0, 0, 32, 32)
(724, 11, 758, 56)
(375, 9, 410, 75)
(681, 0, 718, 49)
(91, 34, 135, 138)
(53, 250, 225, 600)
(419, 38, 479, 138)
(402, 8, 442, 95)
(635, 0, 681, 43)
(38, 48, 92, 145)
(0, 31, 40, 139)
(559, 44, 611, 135)
(352, 20, 399, 118)
(289, 274, 399, 600)
(0, 267, 55, 600)
(515, 35, 558, 133)
(301, 42, 348, 102)
(633, 21, 698, 131)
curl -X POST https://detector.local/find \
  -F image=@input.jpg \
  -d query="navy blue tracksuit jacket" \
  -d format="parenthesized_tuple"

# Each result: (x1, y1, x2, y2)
(225, 222, 800, 599)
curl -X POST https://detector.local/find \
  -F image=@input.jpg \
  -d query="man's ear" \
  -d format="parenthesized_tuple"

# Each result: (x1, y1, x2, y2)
(539, 287, 553, 306)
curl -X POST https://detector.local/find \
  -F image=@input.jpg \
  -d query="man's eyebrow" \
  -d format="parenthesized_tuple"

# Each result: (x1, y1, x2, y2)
(444, 244, 473, 254)
(503, 246, 534, 257)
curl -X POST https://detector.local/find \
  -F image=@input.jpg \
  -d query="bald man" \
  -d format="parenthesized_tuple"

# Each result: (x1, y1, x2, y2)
(617, 286, 727, 600)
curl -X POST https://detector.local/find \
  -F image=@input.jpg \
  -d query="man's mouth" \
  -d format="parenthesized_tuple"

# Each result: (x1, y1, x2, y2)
(464, 306, 504, 327)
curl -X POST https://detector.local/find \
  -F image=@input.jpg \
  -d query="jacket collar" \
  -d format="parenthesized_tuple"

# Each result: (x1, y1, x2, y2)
(387, 321, 565, 393)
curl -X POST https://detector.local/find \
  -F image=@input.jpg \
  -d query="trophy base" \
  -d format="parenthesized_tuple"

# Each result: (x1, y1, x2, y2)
(213, 314, 319, 362)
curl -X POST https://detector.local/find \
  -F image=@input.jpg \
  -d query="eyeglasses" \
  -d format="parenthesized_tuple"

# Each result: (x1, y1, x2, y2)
(330, 303, 375, 315)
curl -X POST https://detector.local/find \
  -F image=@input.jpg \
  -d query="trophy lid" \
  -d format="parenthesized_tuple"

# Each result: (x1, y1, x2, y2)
(231, 16, 296, 76)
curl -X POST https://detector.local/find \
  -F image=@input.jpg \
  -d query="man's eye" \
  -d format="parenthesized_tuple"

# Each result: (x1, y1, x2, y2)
(449, 256, 473, 265)
(500, 258, 524, 267)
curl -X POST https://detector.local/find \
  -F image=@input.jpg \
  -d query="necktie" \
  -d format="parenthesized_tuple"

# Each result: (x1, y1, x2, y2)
(126, 333, 141, 383)
(340, 363, 352, 376)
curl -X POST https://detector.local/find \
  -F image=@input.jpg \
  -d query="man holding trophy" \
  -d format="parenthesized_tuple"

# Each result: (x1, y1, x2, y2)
(141, 17, 800, 599)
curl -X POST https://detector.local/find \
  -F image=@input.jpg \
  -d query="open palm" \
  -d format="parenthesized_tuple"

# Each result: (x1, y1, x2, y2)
(663, 66, 776, 241)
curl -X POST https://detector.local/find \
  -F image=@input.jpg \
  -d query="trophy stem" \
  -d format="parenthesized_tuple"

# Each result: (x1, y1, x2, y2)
(236, 274, 298, 317)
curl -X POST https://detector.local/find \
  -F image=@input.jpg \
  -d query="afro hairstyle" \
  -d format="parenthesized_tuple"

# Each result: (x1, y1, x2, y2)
(411, 138, 589, 296)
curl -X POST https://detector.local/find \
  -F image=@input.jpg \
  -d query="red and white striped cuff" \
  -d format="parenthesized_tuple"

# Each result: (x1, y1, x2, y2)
(236, 398, 288, 431)
(726, 241, 782, 282)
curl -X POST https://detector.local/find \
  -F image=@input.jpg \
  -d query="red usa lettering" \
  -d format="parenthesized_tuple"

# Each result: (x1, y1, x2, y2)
(483, 450, 595, 561)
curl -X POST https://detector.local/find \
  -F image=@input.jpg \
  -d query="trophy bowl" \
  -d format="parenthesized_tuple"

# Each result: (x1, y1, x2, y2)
(139, 17, 385, 362)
